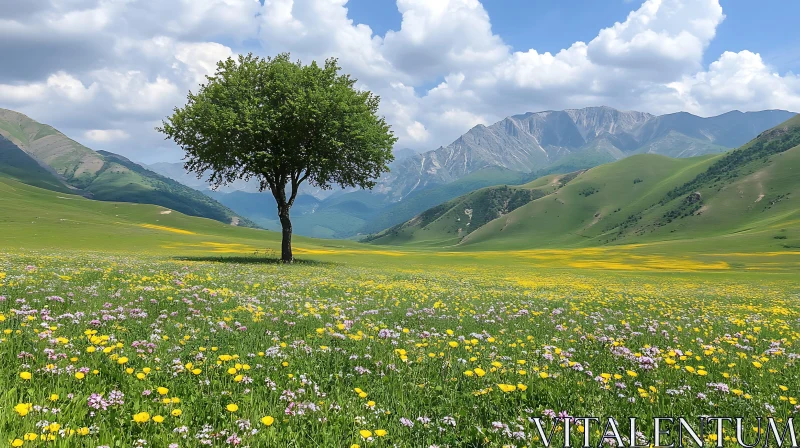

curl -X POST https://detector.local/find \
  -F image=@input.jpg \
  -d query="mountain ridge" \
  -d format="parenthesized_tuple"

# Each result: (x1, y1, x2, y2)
(379, 107, 796, 201)
(0, 108, 254, 227)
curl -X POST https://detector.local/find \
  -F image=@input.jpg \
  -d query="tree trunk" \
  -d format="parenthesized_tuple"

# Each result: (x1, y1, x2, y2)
(278, 207, 293, 263)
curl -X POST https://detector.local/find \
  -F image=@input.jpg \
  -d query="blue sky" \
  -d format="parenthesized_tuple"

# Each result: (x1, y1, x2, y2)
(3, 0, 800, 163)
(347, 0, 800, 72)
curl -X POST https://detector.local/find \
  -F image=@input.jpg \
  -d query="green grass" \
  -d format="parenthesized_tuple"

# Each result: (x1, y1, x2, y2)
(1, 244, 799, 446)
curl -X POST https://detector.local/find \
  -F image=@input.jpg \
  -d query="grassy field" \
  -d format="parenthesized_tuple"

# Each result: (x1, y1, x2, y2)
(1, 175, 800, 446)
(1, 249, 799, 447)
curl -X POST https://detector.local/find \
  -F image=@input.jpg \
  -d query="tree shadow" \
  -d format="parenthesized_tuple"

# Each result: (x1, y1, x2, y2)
(172, 256, 334, 266)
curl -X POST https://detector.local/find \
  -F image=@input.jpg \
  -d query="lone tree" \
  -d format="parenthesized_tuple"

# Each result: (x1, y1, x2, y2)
(158, 53, 397, 262)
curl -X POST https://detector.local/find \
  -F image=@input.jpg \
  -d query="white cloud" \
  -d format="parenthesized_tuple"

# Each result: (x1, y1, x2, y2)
(382, 0, 508, 80)
(46, 72, 97, 102)
(664, 50, 800, 115)
(0, 81, 48, 104)
(0, 0, 799, 163)
(406, 121, 429, 142)
(587, 0, 724, 76)
(84, 129, 130, 142)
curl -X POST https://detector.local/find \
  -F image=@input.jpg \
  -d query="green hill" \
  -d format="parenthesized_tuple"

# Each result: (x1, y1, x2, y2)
(0, 134, 74, 193)
(0, 108, 253, 227)
(0, 175, 363, 255)
(365, 173, 574, 246)
(370, 115, 800, 253)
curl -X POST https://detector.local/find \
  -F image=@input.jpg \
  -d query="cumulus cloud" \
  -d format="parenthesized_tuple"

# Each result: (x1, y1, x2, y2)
(84, 129, 130, 142)
(1, 0, 799, 163)
(665, 50, 800, 114)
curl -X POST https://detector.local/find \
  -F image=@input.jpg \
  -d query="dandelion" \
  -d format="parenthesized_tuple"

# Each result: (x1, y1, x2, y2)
(132, 412, 150, 423)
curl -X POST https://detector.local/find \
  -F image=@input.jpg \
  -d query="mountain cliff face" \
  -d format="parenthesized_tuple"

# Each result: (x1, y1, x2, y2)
(378, 107, 796, 201)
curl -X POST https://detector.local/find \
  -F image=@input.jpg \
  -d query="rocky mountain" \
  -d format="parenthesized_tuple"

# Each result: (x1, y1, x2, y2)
(0, 108, 253, 227)
(378, 107, 796, 201)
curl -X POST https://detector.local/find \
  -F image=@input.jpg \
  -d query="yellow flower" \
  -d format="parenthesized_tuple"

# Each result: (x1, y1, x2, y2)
(171, 409, 182, 417)
(498, 383, 517, 393)
(752, 361, 763, 368)
(117, 356, 129, 365)
(261, 416, 275, 426)
(539, 372, 549, 379)
(49, 394, 59, 402)
(157, 387, 169, 395)
(153, 415, 165, 423)
(474, 368, 486, 377)
(12, 439, 23, 447)
(464, 370, 474, 377)
(359, 430, 373, 439)
(448, 341, 459, 348)
(133, 412, 151, 423)
(75, 372, 85, 380)
(375, 429, 388, 437)
(517, 383, 528, 391)
(14, 403, 32, 417)
(19, 371, 31, 380)
(626, 370, 638, 377)
(226, 403, 239, 413)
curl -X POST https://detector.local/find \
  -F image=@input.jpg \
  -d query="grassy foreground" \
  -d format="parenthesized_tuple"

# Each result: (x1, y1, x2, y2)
(1, 248, 799, 447)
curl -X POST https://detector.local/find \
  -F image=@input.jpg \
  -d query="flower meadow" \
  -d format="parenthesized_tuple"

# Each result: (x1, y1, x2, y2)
(0, 251, 799, 447)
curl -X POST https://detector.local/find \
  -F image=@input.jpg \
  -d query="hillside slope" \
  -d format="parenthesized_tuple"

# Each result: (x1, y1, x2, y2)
(462, 116, 800, 251)
(0, 108, 252, 226)
(371, 115, 800, 253)
(365, 173, 574, 246)
(0, 134, 74, 193)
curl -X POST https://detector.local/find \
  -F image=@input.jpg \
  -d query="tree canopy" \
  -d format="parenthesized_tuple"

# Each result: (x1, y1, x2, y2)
(159, 53, 397, 261)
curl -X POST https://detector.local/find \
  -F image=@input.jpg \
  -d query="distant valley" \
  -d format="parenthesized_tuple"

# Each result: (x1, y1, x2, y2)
(149, 106, 796, 239)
